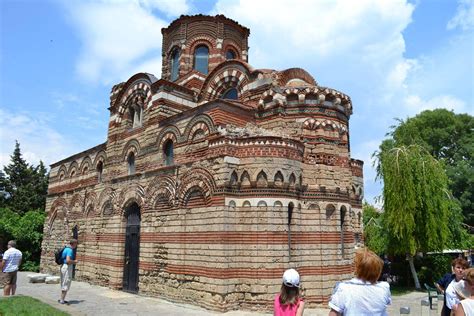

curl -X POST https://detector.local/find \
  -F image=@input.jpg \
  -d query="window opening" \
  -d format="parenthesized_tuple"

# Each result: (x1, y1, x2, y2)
(97, 161, 103, 182)
(221, 88, 238, 100)
(226, 49, 236, 60)
(170, 48, 180, 81)
(127, 152, 135, 175)
(194, 45, 209, 74)
(164, 140, 174, 166)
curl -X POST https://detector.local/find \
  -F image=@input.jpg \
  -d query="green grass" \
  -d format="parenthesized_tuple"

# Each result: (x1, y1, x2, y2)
(0, 295, 70, 316)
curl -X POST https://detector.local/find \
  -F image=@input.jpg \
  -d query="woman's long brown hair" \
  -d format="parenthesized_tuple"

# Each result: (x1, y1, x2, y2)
(279, 284, 300, 305)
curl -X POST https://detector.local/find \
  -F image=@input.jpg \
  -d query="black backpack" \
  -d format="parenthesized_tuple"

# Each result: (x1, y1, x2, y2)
(54, 246, 65, 265)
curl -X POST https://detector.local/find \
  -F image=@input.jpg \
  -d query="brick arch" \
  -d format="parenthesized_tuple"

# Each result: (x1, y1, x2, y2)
(85, 204, 95, 218)
(183, 114, 216, 142)
(121, 139, 141, 161)
(47, 197, 69, 235)
(93, 150, 107, 169)
(182, 185, 207, 208)
(69, 193, 83, 219)
(145, 176, 176, 210)
(177, 168, 216, 207)
(222, 41, 241, 59)
(274, 170, 284, 186)
(116, 184, 146, 217)
(157, 125, 181, 147)
(199, 61, 252, 102)
(98, 187, 117, 216)
(187, 37, 215, 54)
(251, 168, 271, 183)
(257, 88, 286, 109)
(57, 164, 68, 181)
(68, 161, 79, 177)
(146, 175, 176, 209)
(113, 73, 156, 124)
(84, 191, 97, 217)
(240, 170, 251, 186)
(79, 156, 92, 175)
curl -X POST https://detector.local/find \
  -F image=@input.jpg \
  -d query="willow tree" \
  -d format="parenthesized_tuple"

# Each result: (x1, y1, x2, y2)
(375, 144, 450, 289)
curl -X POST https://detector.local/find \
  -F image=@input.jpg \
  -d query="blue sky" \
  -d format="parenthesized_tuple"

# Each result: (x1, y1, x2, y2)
(1, 0, 473, 206)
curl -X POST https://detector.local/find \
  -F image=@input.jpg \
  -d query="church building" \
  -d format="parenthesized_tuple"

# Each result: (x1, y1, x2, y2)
(40, 14, 364, 312)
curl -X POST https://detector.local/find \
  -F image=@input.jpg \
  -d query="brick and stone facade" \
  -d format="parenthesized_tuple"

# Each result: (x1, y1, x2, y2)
(40, 14, 364, 312)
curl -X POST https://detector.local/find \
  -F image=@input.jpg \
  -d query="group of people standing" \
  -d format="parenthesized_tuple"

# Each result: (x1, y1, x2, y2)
(436, 258, 474, 316)
(275, 249, 473, 316)
(2, 240, 472, 316)
(0, 238, 78, 305)
(275, 248, 391, 316)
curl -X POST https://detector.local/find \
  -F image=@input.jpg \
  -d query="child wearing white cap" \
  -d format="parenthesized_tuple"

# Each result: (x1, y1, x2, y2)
(274, 268, 305, 316)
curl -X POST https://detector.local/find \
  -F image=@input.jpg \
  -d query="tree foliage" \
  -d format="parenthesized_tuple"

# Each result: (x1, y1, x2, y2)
(375, 144, 453, 289)
(362, 202, 387, 254)
(0, 208, 45, 271)
(0, 141, 49, 215)
(0, 141, 49, 271)
(388, 109, 473, 225)
(375, 145, 450, 255)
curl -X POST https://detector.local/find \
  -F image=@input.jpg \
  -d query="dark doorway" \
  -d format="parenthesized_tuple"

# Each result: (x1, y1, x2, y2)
(72, 225, 78, 278)
(123, 202, 140, 293)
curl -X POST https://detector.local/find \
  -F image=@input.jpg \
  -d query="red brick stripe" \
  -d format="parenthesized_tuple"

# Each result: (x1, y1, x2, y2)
(82, 231, 355, 244)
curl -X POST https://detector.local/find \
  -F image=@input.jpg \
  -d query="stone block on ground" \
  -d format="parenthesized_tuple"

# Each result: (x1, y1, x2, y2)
(45, 276, 60, 284)
(27, 273, 49, 283)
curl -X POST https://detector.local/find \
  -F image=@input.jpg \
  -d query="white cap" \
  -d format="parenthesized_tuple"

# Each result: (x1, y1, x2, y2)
(283, 268, 300, 288)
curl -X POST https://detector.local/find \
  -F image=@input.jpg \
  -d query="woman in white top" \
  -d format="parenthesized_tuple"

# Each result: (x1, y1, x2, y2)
(328, 248, 391, 316)
(455, 268, 474, 316)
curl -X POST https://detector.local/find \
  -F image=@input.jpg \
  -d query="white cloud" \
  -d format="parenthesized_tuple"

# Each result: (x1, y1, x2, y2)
(0, 108, 76, 169)
(447, 0, 474, 31)
(62, 0, 190, 84)
(404, 94, 469, 114)
(139, 0, 190, 17)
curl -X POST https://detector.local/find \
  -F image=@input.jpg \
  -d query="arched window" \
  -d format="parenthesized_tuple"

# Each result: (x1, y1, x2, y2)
(96, 161, 103, 182)
(163, 140, 174, 166)
(170, 48, 180, 81)
(273, 201, 283, 208)
(274, 171, 284, 186)
(229, 171, 238, 186)
(289, 173, 296, 187)
(226, 49, 236, 60)
(221, 88, 238, 100)
(127, 152, 135, 175)
(129, 103, 143, 128)
(194, 45, 209, 74)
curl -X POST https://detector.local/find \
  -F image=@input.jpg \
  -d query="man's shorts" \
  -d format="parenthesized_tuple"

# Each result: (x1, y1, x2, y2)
(1, 271, 18, 286)
(60, 264, 73, 291)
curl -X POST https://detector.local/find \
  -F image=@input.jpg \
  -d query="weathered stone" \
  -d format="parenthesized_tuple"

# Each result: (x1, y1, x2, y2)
(40, 14, 364, 313)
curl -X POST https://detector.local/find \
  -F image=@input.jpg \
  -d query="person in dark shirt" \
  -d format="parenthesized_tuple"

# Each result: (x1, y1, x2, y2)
(436, 258, 469, 316)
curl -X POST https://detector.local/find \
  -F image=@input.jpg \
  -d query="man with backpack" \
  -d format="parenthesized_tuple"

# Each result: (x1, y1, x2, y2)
(58, 239, 78, 304)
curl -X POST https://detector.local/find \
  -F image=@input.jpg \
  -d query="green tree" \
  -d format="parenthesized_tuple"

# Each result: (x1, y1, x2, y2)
(375, 144, 450, 289)
(389, 109, 473, 225)
(0, 208, 45, 271)
(1, 141, 49, 214)
(362, 202, 387, 254)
